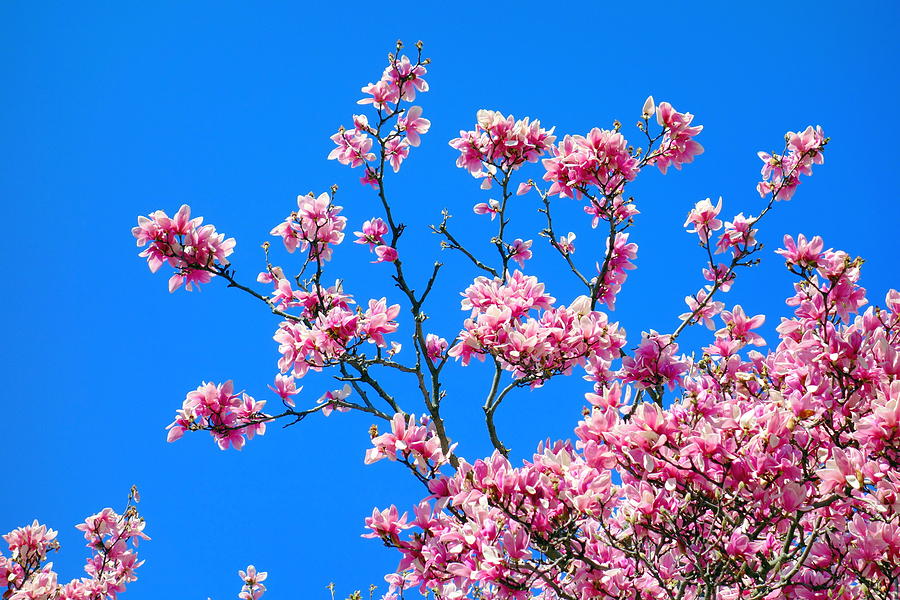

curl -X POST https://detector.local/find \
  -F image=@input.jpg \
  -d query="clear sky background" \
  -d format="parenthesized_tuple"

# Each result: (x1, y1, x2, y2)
(1, 2, 898, 599)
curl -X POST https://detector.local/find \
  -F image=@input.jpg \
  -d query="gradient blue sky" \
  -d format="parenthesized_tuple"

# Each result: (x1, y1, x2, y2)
(1, 2, 898, 599)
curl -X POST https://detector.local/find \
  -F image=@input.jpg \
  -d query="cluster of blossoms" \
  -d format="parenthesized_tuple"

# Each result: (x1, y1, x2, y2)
(540, 100, 702, 203)
(359, 53, 428, 109)
(592, 232, 638, 309)
(370, 265, 900, 600)
(329, 121, 376, 169)
(365, 413, 455, 476)
(678, 196, 742, 321)
(2, 492, 147, 600)
(448, 272, 625, 382)
(582, 192, 640, 230)
(132, 204, 236, 292)
(166, 381, 267, 450)
(258, 272, 352, 318)
(757, 125, 827, 201)
(542, 127, 640, 199)
(620, 331, 688, 391)
(449, 110, 556, 187)
(780, 234, 869, 323)
(274, 297, 400, 378)
(330, 48, 430, 182)
(270, 192, 347, 263)
(650, 100, 705, 175)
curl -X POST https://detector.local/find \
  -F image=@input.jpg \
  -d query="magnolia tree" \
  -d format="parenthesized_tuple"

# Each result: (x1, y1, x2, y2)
(7, 41, 899, 600)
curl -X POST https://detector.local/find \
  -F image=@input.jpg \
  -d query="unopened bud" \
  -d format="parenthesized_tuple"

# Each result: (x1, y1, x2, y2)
(642, 95, 655, 119)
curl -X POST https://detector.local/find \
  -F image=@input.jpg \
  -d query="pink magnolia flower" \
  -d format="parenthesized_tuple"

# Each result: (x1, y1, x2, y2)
(362, 505, 411, 542)
(473, 199, 501, 220)
(776, 233, 825, 268)
(715, 212, 758, 255)
(358, 79, 399, 110)
(679, 288, 725, 329)
(717, 305, 766, 347)
(508, 238, 533, 267)
(703, 262, 735, 292)
(360, 167, 379, 187)
(816, 447, 867, 494)
(238, 565, 267, 600)
(374, 245, 398, 263)
(352, 113, 370, 132)
(702, 335, 744, 358)
(558, 232, 576, 255)
(384, 137, 410, 173)
(268, 374, 301, 407)
(684, 197, 723, 242)
(425, 334, 448, 362)
(516, 181, 533, 195)
(361, 299, 401, 345)
(398, 105, 430, 146)
(354, 217, 389, 249)
(318, 384, 351, 417)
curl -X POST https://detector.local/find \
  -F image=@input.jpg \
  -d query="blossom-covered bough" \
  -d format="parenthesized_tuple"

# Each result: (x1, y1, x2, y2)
(1, 487, 147, 600)
(124, 40, 898, 599)
(9, 38, 882, 600)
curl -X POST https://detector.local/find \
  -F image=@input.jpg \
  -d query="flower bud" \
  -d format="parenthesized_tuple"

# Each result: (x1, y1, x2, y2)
(642, 95, 655, 119)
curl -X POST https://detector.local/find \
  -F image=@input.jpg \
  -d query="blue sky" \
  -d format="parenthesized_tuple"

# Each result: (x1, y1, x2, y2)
(1, 2, 897, 598)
